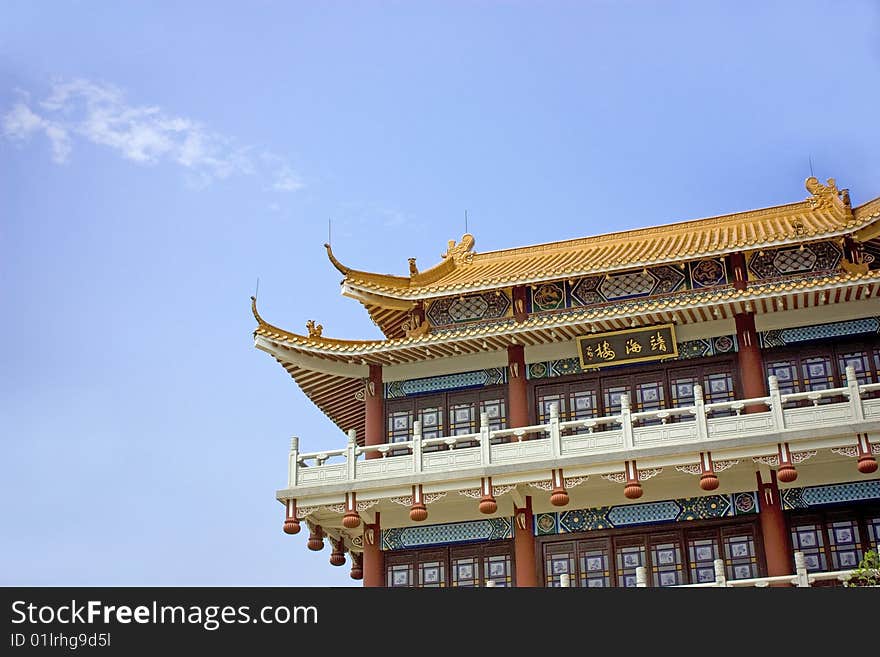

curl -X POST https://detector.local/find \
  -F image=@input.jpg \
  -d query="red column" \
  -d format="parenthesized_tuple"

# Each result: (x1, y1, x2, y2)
(735, 312, 766, 412)
(843, 236, 860, 264)
(729, 252, 747, 291)
(513, 496, 538, 587)
(362, 513, 384, 587)
(756, 470, 791, 579)
(507, 344, 529, 429)
(365, 364, 384, 460)
(512, 285, 528, 322)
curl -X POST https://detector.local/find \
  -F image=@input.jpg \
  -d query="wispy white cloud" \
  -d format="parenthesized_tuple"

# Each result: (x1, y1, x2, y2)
(3, 99, 71, 163)
(2, 78, 302, 191)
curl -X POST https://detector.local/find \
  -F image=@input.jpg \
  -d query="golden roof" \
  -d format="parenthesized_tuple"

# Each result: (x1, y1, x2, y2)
(254, 270, 880, 441)
(328, 178, 874, 306)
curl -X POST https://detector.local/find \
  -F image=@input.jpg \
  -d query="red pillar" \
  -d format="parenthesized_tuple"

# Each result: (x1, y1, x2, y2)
(512, 285, 528, 322)
(756, 470, 791, 579)
(362, 513, 384, 587)
(513, 496, 538, 587)
(507, 344, 529, 429)
(729, 252, 747, 291)
(365, 364, 384, 459)
(735, 312, 766, 412)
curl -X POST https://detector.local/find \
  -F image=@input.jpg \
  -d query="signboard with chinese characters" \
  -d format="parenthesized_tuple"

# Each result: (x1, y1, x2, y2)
(577, 324, 678, 369)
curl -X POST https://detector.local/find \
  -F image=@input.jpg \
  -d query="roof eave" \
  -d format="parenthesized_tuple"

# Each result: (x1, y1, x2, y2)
(258, 269, 880, 362)
(342, 226, 864, 302)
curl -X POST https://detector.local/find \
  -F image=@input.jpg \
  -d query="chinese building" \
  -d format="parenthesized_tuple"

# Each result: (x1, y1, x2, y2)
(253, 177, 880, 587)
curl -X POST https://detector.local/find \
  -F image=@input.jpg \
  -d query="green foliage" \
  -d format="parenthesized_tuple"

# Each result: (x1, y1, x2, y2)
(843, 549, 880, 587)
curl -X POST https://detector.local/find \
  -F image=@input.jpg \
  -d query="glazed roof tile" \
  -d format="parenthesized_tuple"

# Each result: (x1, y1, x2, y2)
(326, 178, 875, 303)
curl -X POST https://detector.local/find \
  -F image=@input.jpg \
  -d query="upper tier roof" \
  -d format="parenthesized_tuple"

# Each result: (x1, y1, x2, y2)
(327, 178, 878, 306)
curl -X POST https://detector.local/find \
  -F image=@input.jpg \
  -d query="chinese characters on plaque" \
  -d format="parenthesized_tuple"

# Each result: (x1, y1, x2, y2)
(577, 324, 678, 369)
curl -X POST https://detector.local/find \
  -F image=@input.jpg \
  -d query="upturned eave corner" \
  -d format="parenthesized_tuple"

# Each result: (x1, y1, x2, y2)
(323, 241, 413, 287)
(251, 295, 331, 349)
(250, 294, 267, 328)
(324, 242, 351, 276)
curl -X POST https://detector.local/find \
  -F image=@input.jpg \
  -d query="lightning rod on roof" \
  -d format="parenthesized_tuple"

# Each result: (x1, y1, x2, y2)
(465, 210, 468, 234)
(809, 155, 814, 178)
(254, 277, 260, 300)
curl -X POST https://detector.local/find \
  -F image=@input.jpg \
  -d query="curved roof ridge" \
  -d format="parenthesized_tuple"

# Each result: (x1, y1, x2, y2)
(251, 296, 385, 348)
(325, 241, 466, 288)
(324, 243, 411, 284)
(471, 199, 819, 262)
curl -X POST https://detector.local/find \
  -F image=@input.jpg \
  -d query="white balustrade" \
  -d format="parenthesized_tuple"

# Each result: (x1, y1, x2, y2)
(675, 551, 857, 588)
(285, 374, 880, 490)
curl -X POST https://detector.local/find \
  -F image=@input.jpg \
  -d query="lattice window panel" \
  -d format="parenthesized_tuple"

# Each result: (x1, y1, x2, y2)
(570, 389, 598, 419)
(671, 376, 696, 407)
(545, 552, 576, 588)
(578, 548, 611, 588)
(671, 372, 734, 412)
(790, 522, 827, 572)
(704, 372, 735, 403)
(418, 560, 446, 588)
(651, 541, 684, 587)
(724, 535, 759, 580)
(448, 402, 478, 448)
(451, 557, 479, 587)
(604, 385, 631, 417)
(802, 356, 835, 392)
(387, 410, 412, 443)
(635, 379, 666, 427)
(386, 409, 414, 456)
(766, 360, 799, 395)
(567, 388, 599, 435)
(480, 397, 508, 444)
(537, 392, 565, 423)
(868, 516, 880, 549)
(387, 563, 414, 587)
(484, 554, 512, 587)
(419, 406, 445, 453)
(704, 372, 735, 417)
(838, 351, 872, 385)
(827, 520, 862, 570)
(615, 545, 646, 588)
(688, 538, 720, 584)
(536, 391, 565, 439)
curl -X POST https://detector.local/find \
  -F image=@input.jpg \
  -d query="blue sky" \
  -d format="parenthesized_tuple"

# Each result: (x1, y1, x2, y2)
(1, 1, 879, 586)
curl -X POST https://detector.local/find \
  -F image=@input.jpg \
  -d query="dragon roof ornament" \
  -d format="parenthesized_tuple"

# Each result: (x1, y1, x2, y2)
(441, 233, 476, 265)
(806, 176, 846, 212)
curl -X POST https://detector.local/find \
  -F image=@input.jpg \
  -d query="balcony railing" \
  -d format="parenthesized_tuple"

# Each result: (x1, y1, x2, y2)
(551, 551, 859, 588)
(284, 366, 880, 492)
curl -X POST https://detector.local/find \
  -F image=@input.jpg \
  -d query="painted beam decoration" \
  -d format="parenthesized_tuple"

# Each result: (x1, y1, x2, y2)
(577, 323, 679, 369)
